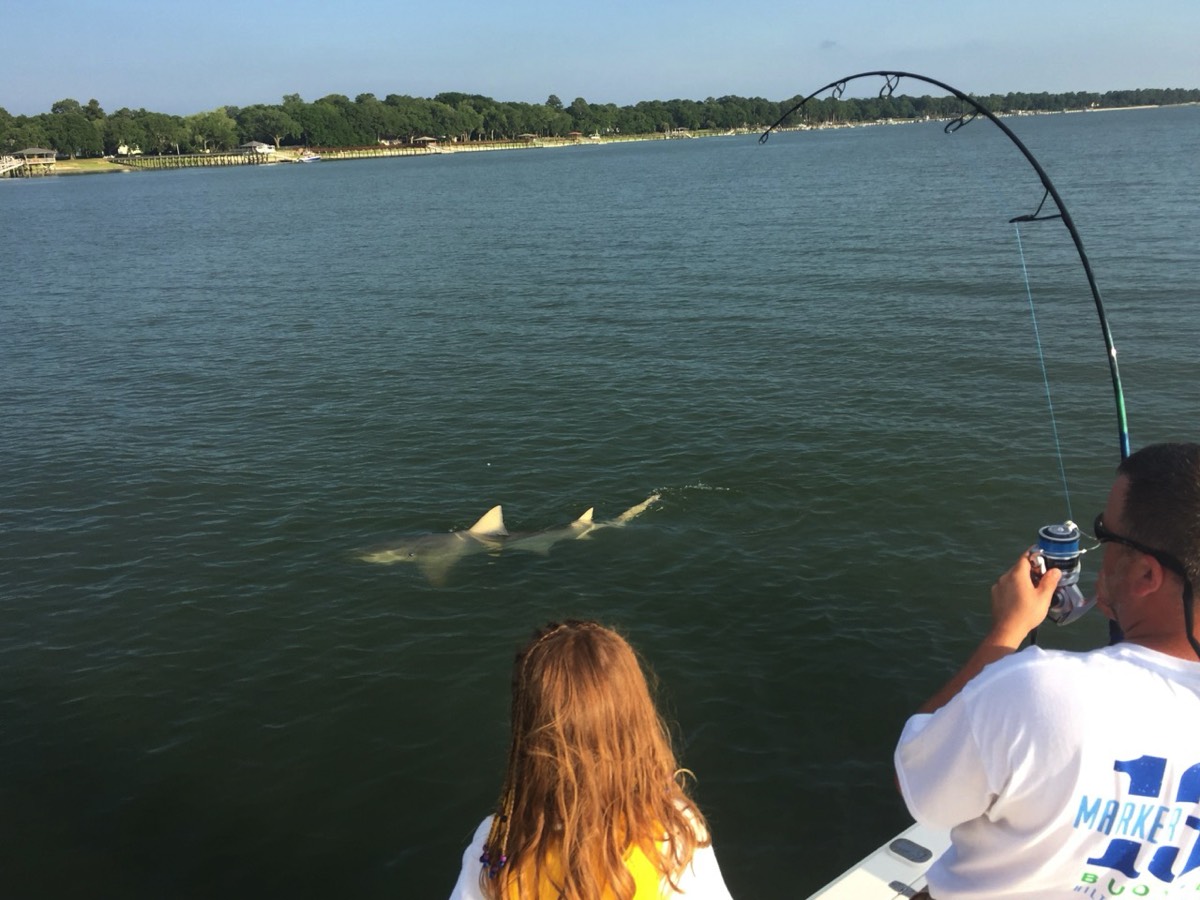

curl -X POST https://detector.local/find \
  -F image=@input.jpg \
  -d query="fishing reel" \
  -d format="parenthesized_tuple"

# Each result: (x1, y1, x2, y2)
(1031, 521, 1095, 626)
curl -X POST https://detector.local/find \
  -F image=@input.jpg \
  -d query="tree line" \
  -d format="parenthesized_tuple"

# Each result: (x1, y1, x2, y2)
(2, 88, 1197, 158)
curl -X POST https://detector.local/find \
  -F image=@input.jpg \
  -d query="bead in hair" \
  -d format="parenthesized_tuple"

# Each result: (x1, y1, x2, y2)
(479, 848, 508, 878)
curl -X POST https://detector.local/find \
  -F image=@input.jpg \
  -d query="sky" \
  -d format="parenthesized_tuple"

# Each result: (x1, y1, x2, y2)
(3, 0, 1198, 117)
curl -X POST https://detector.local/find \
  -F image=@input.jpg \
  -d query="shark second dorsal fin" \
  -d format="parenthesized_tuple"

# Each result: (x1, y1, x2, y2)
(573, 508, 595, 525)
(469, 505, 508, 536)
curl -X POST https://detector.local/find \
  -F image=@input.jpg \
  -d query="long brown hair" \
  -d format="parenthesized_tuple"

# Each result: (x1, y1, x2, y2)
(480, 620, 710, 900)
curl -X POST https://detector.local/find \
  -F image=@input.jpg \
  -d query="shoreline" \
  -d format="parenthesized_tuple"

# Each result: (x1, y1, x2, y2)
(12, 102, 1195, 179)
(17, 132, 686, 177)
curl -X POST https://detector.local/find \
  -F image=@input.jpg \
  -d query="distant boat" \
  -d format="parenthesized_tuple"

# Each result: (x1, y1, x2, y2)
(296, 151, 320, 163)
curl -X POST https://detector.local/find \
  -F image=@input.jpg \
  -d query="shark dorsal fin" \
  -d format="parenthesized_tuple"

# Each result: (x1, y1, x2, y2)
(573, 508, 595, 525)
(469, 505, 508, 536)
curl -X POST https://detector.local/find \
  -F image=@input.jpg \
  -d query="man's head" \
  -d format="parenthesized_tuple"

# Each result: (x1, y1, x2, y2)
(1116, 442, 1200, 585)
(1098, 443, 1200, 657)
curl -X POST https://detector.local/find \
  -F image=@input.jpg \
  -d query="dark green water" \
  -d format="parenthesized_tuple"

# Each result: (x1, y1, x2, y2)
(2, 106, 1198, 898)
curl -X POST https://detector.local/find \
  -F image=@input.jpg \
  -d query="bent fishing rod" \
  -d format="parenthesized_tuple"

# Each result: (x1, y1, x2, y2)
(759, 71, 1152, 647)
(760, 70, 1131, 463)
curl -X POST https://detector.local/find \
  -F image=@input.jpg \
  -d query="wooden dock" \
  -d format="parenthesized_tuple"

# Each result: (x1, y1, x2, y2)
(307, 145, 442, 161)
(110, 151, 281, 171)
(104, 143, 519, 170)
(307, 140, 540, 161)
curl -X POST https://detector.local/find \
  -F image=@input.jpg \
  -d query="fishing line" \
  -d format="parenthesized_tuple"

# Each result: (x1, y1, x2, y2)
(762, 70, 1131, 463)
(934, 101, 1078, 517)
(762, 71, 1134, 647)
(1015, 223, 1073, 521)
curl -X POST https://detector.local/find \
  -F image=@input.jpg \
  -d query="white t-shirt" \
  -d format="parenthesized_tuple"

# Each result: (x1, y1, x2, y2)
(447, 814, 735, 900)
(895, 643, 1200, 899)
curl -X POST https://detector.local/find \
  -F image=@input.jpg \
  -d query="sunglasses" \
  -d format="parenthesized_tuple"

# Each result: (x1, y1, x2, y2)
(1093, 513, 1187, 578)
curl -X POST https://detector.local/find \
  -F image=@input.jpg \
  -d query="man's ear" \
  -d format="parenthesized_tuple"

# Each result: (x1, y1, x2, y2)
(1131, 553, 1167, 597)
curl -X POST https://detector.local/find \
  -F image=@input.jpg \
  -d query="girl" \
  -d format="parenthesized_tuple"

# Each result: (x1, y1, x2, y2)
(449, 620, 733, 900)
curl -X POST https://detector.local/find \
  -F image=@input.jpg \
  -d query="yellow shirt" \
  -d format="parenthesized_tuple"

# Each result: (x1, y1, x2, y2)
(508, 838, 667, 899)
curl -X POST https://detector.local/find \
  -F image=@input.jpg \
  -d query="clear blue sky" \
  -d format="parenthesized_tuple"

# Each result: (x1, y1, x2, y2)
(3, 0, 1198, 116)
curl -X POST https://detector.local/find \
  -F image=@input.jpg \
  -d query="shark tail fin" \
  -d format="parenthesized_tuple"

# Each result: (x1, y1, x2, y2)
(613, 493, 662, 525)
(469, 505, 508, 536)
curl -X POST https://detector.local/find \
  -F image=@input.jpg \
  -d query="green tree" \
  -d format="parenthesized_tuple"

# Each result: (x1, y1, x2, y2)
(46, 105, 103, 157)
(103, 108, 146, 155)
(566, 96, 593, 132)
(480, 102, 512, 140)
(3, 118, 51, 152)
(187, 109, 239, 152)
(614, 106, 653, 135)
(589, 102, 619, 134)
(454, 100, 484, 141)
(313, 94, 373, 144)
(140, 111, 188, 154)
(384, 94, 433, 141)
(281, 94, 311, 142)
(50, 98, 83, 116)
(353, 93, 395, 142)
(0, 110, 39, 152)
(633, 100, 671, 133)
(236, 105, 300, 148)
(296, 98, 361, 146)
(428, 100, 460, 139)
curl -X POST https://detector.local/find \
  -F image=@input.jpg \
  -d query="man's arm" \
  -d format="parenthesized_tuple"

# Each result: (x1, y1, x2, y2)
(915, 553, 1060, 715)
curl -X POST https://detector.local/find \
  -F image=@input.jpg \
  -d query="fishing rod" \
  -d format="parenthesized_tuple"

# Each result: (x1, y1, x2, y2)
(761, 71, 1135, 638)
(761, 70, 1131, 463)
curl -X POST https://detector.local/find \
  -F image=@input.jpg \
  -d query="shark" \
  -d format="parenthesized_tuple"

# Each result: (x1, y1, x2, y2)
(356, 493, 661, 584)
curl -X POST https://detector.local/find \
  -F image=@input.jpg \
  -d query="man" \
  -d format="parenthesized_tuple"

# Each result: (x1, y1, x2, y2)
(895, 442, 1200, 899)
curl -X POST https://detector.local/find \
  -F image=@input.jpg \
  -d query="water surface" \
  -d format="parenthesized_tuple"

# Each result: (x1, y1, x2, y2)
(2, 105, 1198, 898)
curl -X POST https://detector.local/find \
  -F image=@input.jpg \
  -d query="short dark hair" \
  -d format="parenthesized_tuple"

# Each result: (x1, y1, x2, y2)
(1117, 443, 1200, 584)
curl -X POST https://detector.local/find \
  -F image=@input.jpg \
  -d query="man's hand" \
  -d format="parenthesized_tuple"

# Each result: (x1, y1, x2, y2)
(988, 552, 1061, 648)
(913, 552, 1061, 716)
